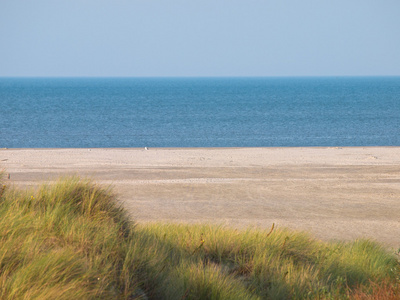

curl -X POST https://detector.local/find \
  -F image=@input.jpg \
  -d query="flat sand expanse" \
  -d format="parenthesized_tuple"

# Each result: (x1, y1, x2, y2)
(1, 147, 399, 248)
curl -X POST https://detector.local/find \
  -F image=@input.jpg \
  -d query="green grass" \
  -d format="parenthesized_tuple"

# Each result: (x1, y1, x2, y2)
(0, 175, 399, 299)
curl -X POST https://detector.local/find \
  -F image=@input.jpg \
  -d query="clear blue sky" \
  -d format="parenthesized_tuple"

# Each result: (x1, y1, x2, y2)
(1, 0, 399, 77)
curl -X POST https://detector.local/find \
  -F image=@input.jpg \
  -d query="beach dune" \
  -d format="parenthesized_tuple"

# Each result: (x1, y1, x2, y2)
(1, 147, 399, 248)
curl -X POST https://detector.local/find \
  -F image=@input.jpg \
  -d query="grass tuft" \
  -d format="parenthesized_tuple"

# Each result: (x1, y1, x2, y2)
(0, 177, 142, 299)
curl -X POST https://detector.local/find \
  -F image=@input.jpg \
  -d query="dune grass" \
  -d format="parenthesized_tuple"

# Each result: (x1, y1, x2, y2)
(0, 176, 141, 299)
(131, 224, 399, 299)
(0, 175, 399, 299)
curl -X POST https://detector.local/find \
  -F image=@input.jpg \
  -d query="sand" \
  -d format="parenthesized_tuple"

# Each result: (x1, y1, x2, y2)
(1, 147, 399, 248)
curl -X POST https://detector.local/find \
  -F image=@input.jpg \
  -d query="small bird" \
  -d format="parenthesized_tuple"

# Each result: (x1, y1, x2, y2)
(145, 147, 148, 150)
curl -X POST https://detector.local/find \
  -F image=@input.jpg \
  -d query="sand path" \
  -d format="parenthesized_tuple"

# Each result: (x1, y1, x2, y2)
(1, 147, 399, 248)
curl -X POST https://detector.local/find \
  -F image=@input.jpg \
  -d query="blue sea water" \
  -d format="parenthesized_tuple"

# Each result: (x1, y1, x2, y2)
(0, 77, 399, 148)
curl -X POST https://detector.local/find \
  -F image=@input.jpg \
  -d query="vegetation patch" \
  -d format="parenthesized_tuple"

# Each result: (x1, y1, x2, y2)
(0, 176, 399, 299)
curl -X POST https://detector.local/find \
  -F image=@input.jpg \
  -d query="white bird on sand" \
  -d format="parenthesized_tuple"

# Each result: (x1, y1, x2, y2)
(145, 147, 148, 150)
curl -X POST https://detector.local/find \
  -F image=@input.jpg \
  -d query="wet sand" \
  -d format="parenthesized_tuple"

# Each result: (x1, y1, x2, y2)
(1, 147, 399, 248)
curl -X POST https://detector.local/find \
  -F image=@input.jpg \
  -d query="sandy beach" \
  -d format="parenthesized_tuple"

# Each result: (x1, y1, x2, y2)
(1, 147, 399, 248)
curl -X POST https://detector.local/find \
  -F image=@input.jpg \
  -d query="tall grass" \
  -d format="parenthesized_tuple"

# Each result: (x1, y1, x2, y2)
(0, 177, 142, 299)
(0, 176, 399, 299)
(131, 223, 399, 299)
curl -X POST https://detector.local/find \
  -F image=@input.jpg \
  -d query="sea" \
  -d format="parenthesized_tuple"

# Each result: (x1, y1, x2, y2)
(0, 77, 399, 148)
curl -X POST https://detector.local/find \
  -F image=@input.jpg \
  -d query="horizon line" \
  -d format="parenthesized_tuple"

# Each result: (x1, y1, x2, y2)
(1, 75, 400, 79)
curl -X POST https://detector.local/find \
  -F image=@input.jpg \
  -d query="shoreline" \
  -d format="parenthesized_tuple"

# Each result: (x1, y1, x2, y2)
(1, 147, 400, 248)
(4, 146, 400, 149)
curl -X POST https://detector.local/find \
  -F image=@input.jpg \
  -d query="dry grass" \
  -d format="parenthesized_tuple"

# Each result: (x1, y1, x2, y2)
(132, 223, 399, 299)
(349, 280, 400, 300)
(0, 176, 142, 299)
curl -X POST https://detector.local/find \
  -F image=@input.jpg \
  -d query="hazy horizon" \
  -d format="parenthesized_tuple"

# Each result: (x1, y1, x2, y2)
(2, 75, 400, 79)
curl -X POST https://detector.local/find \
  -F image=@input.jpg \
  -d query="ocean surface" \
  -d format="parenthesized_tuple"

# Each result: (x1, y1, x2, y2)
(0, 77, 399, 148)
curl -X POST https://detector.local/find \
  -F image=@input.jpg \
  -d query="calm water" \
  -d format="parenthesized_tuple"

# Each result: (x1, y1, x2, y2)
(0, 77, 399, 148)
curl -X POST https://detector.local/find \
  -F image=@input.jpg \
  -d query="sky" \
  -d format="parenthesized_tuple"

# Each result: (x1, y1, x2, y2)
(0, 0, 399, 77)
